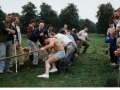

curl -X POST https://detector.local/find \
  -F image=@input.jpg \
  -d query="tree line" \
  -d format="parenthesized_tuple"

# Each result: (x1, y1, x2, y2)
(0, 2, 115, 34)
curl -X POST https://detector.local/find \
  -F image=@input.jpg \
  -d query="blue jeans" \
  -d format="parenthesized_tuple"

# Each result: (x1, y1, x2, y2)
(0, 43, 6, 70)
(4, 40, 13, 70)
(0, 40, 13, 71)
(4, 40, 13, 71)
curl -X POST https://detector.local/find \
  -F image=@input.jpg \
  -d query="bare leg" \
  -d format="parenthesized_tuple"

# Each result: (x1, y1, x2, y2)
(37, 54, 59, 78)
(45, 54, 59, 73)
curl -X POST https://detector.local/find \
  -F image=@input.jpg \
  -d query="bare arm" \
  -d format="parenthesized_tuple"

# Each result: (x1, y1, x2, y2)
(86, 36, 92, 42)
(46, 48, 52, 53)
(40, 40, 54, 51)
(58, 38, 63, 43)
(78, 31, 82, 36)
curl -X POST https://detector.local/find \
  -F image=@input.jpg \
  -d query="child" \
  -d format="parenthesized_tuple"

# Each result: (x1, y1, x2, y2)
(108, 30, 117, 66)
(106, 22, 115, 55)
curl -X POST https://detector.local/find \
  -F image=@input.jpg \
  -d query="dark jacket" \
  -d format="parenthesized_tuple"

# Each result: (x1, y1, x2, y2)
(42, 29, 49, 38)
(29, 27, 45, 43)
(0, 21, 9, 42)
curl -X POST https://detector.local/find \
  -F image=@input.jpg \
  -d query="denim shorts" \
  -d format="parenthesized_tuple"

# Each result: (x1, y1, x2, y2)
(55, 50, 65, 60)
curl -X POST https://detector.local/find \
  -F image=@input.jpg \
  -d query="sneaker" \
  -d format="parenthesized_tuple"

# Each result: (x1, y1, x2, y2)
(37, 74, 49, 78)
(0, 70, 3, 74)
(49, 68, 58, 73)
(6, 70, 13, 73)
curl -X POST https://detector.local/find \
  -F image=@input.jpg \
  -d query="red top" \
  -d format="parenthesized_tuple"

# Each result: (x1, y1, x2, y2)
(27, 25, 34, 38)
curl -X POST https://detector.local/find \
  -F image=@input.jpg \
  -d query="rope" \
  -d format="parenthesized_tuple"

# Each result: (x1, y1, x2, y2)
(0, 49, 41, 61)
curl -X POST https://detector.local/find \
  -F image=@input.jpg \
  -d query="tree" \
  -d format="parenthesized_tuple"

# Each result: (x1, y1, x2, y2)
(59, 3, 80, 31)
(96, 3, 114, 34)
(11, 12, 21, 18)
(0, 6, 5, 21)
(38, 2, 59, 32)
(79, 19, 96, 33)
(20, 2, 37, 34)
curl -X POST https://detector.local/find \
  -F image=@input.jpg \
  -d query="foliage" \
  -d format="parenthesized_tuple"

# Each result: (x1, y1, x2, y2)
(38, 2, 59, 32)
(79, 19, 96, 33)
(59, 3, 80, 31)
(0, 2, 97, 33)
(96, 3, 114, 34)
(20, 2, 37, 34)
(11, 13, 21, 18)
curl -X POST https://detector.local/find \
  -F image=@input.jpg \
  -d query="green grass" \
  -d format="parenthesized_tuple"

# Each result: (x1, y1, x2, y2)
(0, 33, 119, 87)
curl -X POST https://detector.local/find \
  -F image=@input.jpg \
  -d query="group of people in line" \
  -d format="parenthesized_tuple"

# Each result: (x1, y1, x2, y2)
(0, 13, 92, 79)
(106, 7, 120, 67)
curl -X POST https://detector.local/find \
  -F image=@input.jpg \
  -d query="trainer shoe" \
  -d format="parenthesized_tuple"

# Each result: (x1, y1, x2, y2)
(49, 68, 58, 73)
(37, 74, 49, 78)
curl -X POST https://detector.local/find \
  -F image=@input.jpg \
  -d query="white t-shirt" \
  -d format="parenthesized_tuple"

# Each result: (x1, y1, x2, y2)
(77, 30, 88, 41)
(55, 33, 72, 47)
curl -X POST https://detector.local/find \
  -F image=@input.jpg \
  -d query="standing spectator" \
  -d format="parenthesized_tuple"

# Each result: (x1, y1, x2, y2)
(77, 27, 92, 53)
(27, 19, 36, 62)
(0, 14, 15, 73)
(105, 21, 115, 55)
(43, 24, 53, 38)
(10, 17, 24, 67)
(29, 23, 45, 66)
(112, 16, 117, 29)
(108, 30, 117, 66)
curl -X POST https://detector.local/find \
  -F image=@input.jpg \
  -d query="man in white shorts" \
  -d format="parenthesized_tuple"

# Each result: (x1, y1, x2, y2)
(37, 37, 65, 78)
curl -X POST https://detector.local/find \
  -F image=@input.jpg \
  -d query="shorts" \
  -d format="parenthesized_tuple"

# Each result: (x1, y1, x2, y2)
(55, 50, 65, 60)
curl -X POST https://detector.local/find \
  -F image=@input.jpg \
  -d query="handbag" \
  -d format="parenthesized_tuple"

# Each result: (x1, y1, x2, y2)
(104, 34, 110, 43)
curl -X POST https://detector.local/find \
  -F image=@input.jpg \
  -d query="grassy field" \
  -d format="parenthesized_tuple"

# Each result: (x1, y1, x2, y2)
(0, 33, 119, 87)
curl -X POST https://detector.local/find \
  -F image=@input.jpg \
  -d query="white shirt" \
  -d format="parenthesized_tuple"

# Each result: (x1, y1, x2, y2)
(65, 34, 77, 47)
(55, 33, 72, 47)
(12, 23, 22, 43)
(77, 30, 88, 41)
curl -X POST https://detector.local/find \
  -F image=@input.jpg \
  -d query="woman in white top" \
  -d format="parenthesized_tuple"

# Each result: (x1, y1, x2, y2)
(77, 27, 92, 53)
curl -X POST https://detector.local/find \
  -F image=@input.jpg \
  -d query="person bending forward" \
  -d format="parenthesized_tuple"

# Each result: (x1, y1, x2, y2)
(37, 37, 65, 78)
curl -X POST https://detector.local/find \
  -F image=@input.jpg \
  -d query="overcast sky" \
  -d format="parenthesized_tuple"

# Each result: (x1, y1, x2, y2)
(0, 0, 119, 23)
